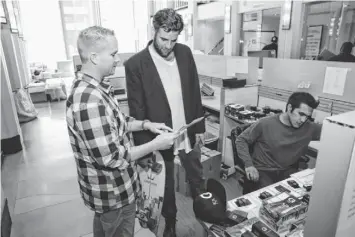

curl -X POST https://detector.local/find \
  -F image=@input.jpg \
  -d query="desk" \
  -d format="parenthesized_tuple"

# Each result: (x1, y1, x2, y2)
(308, 141, 320, 151)
(201, 169, 315, 237)
(202, 96, 221, 113)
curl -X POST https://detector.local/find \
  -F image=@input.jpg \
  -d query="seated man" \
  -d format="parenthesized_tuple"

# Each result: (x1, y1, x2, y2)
(236, 92, 322, 194)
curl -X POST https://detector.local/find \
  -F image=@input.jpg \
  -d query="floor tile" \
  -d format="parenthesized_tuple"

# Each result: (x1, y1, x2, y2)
(17, 157, 77, 183)
(17, 176, 79, 199)
(81, 233, 93, 237)
(12, 198, 93, 237)
(14, 194, 80, 215)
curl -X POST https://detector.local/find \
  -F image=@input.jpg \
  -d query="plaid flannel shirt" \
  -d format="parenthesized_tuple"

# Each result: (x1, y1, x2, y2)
(66, 72, 140, 213)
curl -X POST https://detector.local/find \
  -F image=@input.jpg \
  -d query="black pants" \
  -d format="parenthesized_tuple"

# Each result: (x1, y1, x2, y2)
(161, 145, 205, 220)
(242, 167, 298, 195)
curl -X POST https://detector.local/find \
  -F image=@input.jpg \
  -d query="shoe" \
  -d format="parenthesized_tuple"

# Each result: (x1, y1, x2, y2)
(163, 218, 177, 237)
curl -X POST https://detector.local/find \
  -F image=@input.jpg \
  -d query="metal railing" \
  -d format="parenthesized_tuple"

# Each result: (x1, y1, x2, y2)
(174, 0, 188, 9)
(208, 37, 224, 55)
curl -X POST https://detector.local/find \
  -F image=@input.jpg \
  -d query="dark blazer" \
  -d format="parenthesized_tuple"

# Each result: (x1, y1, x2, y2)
(125, 41, 205, 161)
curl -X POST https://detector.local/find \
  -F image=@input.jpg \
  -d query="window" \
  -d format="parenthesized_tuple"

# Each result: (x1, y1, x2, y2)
(1, 1, 6, 24)
(12, 0, 23, 38)
(99, 0, 147, 53)
(240, 8, 281, 58)
(5, 0, 18, 33)
(300, 1, 355, 60)
(59, 0, 99, 59)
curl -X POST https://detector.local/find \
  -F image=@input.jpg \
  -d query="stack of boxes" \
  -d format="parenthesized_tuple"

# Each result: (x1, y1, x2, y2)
(174, 146, 221, 197)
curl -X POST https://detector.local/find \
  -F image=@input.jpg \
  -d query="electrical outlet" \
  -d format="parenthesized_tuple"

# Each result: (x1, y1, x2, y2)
(304, 81, 311, 89)
(298, 81, 305, 88)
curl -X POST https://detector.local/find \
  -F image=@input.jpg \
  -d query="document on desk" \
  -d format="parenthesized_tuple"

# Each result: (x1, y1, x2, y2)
(323, 67, 348, 96)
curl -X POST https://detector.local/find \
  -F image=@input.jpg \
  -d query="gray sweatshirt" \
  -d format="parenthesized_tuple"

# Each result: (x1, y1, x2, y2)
(235, 115, 322, 171)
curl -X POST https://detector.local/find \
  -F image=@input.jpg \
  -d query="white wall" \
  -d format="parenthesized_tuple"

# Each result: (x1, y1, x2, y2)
(197, 1, 225, 21)
(196, 20, 224, 53)
(262, 16, 279, 36)
(19, 0, 67, 69)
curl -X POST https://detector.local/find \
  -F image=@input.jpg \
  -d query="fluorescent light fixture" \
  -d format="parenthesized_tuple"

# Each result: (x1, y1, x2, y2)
(224, 5, 231, 34)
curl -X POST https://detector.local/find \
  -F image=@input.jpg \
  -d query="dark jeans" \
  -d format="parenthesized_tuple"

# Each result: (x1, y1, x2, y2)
(242, 167, 298, 195)
(162, 145, 205, 220)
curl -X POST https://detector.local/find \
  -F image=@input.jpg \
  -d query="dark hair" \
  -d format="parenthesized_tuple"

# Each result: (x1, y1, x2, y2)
(286, 92, 319, 112)
(271, 36, 278, 43)
(153, 8, 184, 33)
(340, 42, 354, 54)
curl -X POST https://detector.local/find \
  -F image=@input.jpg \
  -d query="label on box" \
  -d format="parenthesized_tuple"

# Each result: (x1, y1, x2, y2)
(252, 221, 280, 237)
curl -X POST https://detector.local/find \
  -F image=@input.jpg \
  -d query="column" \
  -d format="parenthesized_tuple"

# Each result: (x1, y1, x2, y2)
(1, 25, 23, 90)
(19, 38, 32, 85)
(278, 0, 305, 59)
(187, 0, 198, 50)
(12, 36, 27, 87)
(147, 0, 155, 41)
(1, 43, 23, 155)
(224, 1, 242, 56)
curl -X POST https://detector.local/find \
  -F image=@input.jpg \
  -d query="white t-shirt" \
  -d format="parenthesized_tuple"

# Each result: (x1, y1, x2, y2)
(149, 45, 192, 155)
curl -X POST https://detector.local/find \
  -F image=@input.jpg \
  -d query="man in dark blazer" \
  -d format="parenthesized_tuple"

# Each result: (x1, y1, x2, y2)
(125, 8, 205, 237)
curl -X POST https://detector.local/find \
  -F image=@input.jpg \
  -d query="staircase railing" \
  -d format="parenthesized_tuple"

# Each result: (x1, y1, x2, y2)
(207, 37, 224, 55)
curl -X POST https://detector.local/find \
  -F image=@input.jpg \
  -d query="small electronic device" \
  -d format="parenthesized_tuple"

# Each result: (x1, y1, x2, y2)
(238, 110, 255, 120)
(252, 221, 280, 237)
(242, 230, 257, 237)
(303, 184, 312, 192)
(209, 224, 226, 237)
(287, 180, 300, 189)
(263, 106, 271, 114)
(259, 191, 273, 200)
(274, 185, 291, 193)
(254, 111, 267, 119)
(235, 198, 252, 207)
(225, 104, 245, 117)
(301, 194, 310, 205)
(226, 210, 248, 224)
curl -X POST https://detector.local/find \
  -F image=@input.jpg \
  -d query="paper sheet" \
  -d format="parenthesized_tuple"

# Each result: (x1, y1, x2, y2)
(323, 67, 348, 96)
(176, 116, 205, 134)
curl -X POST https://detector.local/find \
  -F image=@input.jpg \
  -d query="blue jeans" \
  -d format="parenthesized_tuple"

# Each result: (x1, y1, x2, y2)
(93, 203, 136, 237)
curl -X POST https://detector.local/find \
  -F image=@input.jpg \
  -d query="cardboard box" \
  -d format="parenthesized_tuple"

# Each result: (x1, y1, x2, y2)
(259, 193, 308, 233)
(174, 147, 221, 197)
(252, 221, 280, 237)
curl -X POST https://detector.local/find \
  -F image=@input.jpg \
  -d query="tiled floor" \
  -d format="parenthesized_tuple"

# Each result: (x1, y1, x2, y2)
(1, 84, 243, 237)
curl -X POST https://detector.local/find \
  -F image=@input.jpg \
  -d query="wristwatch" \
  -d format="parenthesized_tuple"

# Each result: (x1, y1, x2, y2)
(142, 120, 150, 130)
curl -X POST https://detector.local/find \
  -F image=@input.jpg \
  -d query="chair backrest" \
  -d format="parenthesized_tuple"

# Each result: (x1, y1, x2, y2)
(230, 123, 252, 170)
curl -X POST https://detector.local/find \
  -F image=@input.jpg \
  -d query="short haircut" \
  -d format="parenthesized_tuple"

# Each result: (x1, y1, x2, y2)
(286, 92, 319, 112)
(340, 42, 354, 54)
(77, 26, 115, 63)
(153, 8, 184, 33)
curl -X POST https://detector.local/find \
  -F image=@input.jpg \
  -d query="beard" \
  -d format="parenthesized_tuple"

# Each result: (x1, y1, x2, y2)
(153, 35, 174, 58)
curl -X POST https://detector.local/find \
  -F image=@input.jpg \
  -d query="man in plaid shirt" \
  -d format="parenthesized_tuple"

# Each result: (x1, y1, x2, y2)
(66, 26, 178, 237)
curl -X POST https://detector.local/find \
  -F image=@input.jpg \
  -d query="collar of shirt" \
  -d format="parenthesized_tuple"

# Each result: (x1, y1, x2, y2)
(77, 72, 114, 95)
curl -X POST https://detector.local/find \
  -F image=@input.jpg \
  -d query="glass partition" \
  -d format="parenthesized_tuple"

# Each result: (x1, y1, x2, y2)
(1, 1, 6, 24)
(300, 1, 355, 60)
(240, 7, 281, 59)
